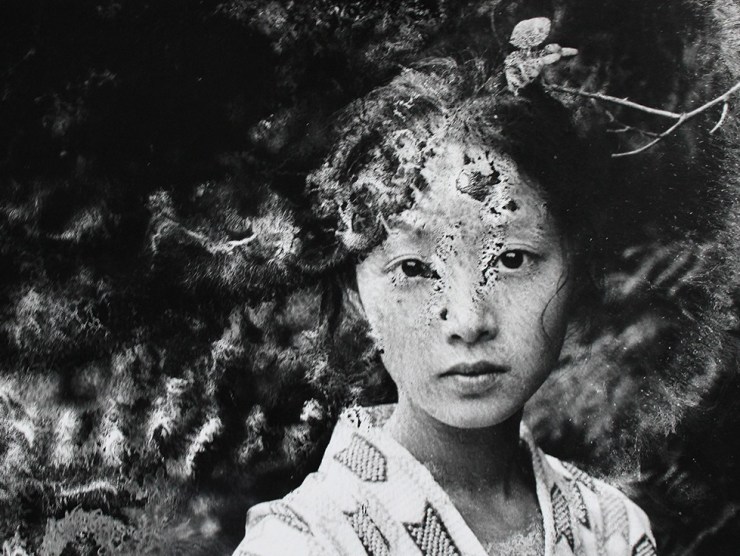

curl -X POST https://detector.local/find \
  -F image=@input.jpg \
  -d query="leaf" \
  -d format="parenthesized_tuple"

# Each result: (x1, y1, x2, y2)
(505, 51, 547, 94)
(509, 17, 551, 49)
(541, 52, 562, 65)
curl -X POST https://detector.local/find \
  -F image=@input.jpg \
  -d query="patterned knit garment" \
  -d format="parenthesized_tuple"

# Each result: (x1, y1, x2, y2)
(234, 405, 656, 556)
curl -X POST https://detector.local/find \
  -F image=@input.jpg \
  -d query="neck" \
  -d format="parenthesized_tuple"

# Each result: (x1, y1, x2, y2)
(384, 399, 527, 496)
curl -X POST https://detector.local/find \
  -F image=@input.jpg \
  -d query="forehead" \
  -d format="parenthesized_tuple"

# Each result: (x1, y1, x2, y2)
(385, 138, 553, 239)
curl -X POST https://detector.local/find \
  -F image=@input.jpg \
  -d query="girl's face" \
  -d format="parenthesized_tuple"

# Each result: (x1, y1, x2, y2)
(354, 139, 572, 429)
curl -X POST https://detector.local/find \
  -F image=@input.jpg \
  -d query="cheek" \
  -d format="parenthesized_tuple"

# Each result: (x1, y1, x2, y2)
(361, 282, 438, 363)
(500, 274, 570, 354)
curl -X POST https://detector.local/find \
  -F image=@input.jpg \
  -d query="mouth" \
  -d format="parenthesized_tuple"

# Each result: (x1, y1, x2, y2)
(439, 361, 508, 396)
(441, 361, 508, 377)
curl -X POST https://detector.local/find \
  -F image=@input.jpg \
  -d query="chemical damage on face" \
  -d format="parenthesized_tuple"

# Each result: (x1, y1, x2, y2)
(354, 132, 571, 429)
(351, 129, 560, 346)
(386, 137, 552, 321)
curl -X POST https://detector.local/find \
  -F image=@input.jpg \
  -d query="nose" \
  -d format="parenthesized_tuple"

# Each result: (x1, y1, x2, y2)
(441, 287, 499, 345)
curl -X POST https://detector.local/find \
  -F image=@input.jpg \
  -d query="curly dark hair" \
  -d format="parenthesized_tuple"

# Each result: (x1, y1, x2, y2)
(306, 58, 608, 329)
(3, 2, 739, 553)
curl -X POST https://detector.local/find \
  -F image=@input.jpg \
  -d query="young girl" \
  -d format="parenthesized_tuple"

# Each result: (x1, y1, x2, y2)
(234, 58, 656, 555)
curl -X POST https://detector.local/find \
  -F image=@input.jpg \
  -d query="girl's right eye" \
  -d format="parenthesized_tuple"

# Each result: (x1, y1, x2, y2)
(398, 259, 438, 279)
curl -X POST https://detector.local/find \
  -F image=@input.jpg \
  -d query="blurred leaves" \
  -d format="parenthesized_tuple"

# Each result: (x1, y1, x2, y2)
(504, 15, 578, 93)
(0, 1, 739, 554)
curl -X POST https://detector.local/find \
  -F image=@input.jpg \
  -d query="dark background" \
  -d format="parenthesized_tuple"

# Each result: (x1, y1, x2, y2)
(1, 0, 740, 554)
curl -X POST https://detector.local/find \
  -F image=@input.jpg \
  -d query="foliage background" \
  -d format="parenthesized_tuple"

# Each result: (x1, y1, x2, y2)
(1, 0, 740, 554)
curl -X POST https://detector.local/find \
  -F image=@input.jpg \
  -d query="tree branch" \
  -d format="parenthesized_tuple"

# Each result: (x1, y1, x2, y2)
(546, 84, 682, 119)
(612, 116, 687, 158)
(546, 80, 740, 157)
(711, 102, 729, 134)
(605, 110, 661, 138)
(678, 504, 740, 556)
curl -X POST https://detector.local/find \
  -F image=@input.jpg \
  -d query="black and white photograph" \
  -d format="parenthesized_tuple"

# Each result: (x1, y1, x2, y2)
(1, 1, 740, 554)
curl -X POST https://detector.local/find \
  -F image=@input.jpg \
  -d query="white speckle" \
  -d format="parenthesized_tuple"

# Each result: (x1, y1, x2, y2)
(300, 398, 324, 422)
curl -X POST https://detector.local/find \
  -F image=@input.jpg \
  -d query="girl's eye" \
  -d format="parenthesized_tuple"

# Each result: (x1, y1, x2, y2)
(399, 259, 437, 279)
(497, 250, 528, 270)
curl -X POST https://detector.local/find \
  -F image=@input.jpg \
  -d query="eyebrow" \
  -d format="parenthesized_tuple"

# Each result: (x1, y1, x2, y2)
(384, 204, 558, 245)
(380, 224, 434, 255)
(385, 219, 429, 238)
(502, 220, 563, 250)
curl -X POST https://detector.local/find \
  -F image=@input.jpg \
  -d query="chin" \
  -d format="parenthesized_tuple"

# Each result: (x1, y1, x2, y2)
(432, 402, 519, 430)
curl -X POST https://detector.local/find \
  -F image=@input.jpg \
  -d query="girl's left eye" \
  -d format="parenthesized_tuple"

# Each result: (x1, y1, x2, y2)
(496, 250, 532, 271)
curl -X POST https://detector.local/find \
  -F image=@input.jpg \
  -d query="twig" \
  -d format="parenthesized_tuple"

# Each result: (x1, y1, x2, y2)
(678, 504, 740, 556)
(607, 127, 661, 138)
(711, 102, 729, 134)
(546, 80, 740, 157)
(605, 110, 661, 138)
(612, 116, 687, 157)
(547, 84, 682, 119)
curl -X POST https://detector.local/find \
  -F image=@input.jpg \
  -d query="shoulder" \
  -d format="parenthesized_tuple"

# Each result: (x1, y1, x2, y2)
(233, 469, 372, 556)
(233, 496, 326, 556)
(234, 407, 401, 556)
(544, 454, 657, 555)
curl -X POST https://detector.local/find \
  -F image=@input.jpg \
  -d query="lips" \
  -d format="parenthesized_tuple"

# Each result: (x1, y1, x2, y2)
(441, 361, 508, 377)
(440, 361, 508, 396)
